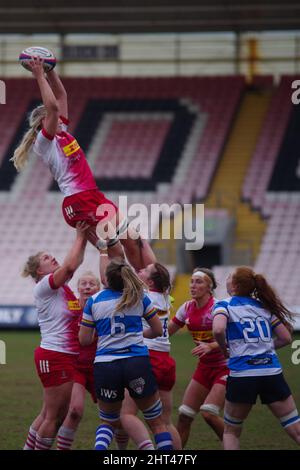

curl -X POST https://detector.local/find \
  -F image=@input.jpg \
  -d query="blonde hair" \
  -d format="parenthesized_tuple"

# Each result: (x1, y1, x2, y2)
(77, 271, 101, 290)
(106, 259, 145, 312)
(22, 252, 43, 281)
(10, 105, 47, 171)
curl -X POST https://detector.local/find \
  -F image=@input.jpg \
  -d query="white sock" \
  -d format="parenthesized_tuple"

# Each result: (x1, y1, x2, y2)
(138, 439, 154, 450)
(35, 434, 55, 451)
(23, 426, 37, 450)
(115, 428, 129, 450)
(57, 426, 75, 450)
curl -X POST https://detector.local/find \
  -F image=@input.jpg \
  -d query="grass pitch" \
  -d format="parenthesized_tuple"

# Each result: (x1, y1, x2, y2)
(0, 330, 299, 450)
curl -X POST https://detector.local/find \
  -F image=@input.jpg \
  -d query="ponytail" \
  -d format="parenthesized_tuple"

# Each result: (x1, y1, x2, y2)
(10, 105, 47, 171)
(232, 267, 293, 330)
(106, 259, 145, 312)
(253, 274, 293, 331)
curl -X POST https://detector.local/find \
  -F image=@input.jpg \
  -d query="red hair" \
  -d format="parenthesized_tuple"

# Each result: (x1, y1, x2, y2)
(232, 266, 293, 330)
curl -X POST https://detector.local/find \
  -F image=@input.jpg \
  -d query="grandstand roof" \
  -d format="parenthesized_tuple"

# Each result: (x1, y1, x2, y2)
(1, 0, 300, 34)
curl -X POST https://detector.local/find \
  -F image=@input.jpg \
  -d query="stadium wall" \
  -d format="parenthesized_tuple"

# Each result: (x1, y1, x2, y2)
(0, 31, 300, 78)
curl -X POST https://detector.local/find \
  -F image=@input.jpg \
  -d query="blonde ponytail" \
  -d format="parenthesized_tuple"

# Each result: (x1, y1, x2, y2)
(106, 259, 145, 312)
(116, 265, 145, 311)
(10, 105, 47, 171)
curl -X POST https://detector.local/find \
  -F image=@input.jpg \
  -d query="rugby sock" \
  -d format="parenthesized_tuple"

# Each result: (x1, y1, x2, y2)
(23, 426, 37, 450)
(57, 426, 75, 450)
(154, 432, 173, 450)
(138, 439, 155, 450)
(115, 428, 129, 450)
(95, 424, 114, 450)
(35, 434, 55, 451)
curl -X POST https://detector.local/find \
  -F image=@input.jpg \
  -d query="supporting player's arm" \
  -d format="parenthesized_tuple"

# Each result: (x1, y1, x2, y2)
(52, 222, 88, 288)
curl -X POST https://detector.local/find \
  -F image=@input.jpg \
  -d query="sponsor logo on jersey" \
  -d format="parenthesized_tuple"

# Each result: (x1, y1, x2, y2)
(192, 330, 213, 341)
(129, 377, 145, 395)
(67, 300, 81, 311)
(63, 138, 81, 157)
(247, 357, 272, 366)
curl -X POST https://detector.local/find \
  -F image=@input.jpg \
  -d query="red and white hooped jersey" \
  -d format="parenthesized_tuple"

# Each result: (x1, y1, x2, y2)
(173, 296, 227, 367)
(34, 274, 81, 355)
(32, 116, 97, 197)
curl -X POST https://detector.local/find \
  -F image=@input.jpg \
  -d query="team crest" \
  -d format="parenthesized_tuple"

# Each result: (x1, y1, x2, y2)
(129, 377, 145, 395)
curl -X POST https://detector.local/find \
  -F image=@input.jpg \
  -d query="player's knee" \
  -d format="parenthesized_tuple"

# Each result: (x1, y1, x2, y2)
(178, 404, 197, 422)
(224, 413, 243, 434)
(142, 399, 162, 422)
(200, 404, 221, 424)
(69, 405, 84, 423)
(99, 409, 120, 427)
(280, 409, 300, 444)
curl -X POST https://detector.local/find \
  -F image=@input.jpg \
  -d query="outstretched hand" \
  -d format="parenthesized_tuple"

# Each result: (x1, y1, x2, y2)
(76, 221, 90, 238)
(191, 341, 212, 358)
(27, 56, 45, 79)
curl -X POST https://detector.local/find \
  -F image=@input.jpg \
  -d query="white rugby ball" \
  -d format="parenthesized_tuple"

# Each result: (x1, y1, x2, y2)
(19, 47, 56, 72)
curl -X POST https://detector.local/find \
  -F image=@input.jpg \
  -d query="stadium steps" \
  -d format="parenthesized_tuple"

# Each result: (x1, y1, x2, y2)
(205, 90, 271, 262)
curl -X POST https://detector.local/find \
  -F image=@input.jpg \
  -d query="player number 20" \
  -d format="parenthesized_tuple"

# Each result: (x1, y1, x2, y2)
(240, 317, 271, 343)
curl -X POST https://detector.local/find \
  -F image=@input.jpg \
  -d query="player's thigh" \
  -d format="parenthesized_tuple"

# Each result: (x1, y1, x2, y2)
(224, 399, 252, 421)
(43, 381, 73, 418)
(68, 382, 86, 412)
(181, 379, 209, 410)
(268, 394, 297, 418)
(159, 389, 173, 424)
(204, 383, 226, 408)
(121, 389, 139, 415)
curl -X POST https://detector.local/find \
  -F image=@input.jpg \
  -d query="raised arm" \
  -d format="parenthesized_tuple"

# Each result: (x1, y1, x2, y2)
(28, 57, 59, 137)
(52, 222, 88, 288)
(46, 69, 68, 119)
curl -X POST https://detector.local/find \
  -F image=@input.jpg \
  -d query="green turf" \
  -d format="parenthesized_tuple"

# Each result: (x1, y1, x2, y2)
(0, 330, 299, 450)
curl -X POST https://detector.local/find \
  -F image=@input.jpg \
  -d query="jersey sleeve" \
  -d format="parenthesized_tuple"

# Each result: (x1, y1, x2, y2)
(172, 303, 187, 327)
(81, 296, 95, 328)
(270, 314, 282, 330)
(34, 274, 57, 299)
(213, 300, 230, 319)
(32, 129, 55, 161)
(142, 294, 158, 321)
(60, 115, 69, 132)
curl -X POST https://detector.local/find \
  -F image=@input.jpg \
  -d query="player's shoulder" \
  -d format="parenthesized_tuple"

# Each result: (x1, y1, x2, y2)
(92, 288, 121, 304)
(214, 297, 231, 307)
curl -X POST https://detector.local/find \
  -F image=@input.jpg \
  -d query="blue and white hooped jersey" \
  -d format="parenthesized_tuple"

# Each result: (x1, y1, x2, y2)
(213, 296, 282, 377)
(81, 288, 157, 363)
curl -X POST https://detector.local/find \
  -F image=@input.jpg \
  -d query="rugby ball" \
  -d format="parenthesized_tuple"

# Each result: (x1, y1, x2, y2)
(19, 47, 56, 72)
